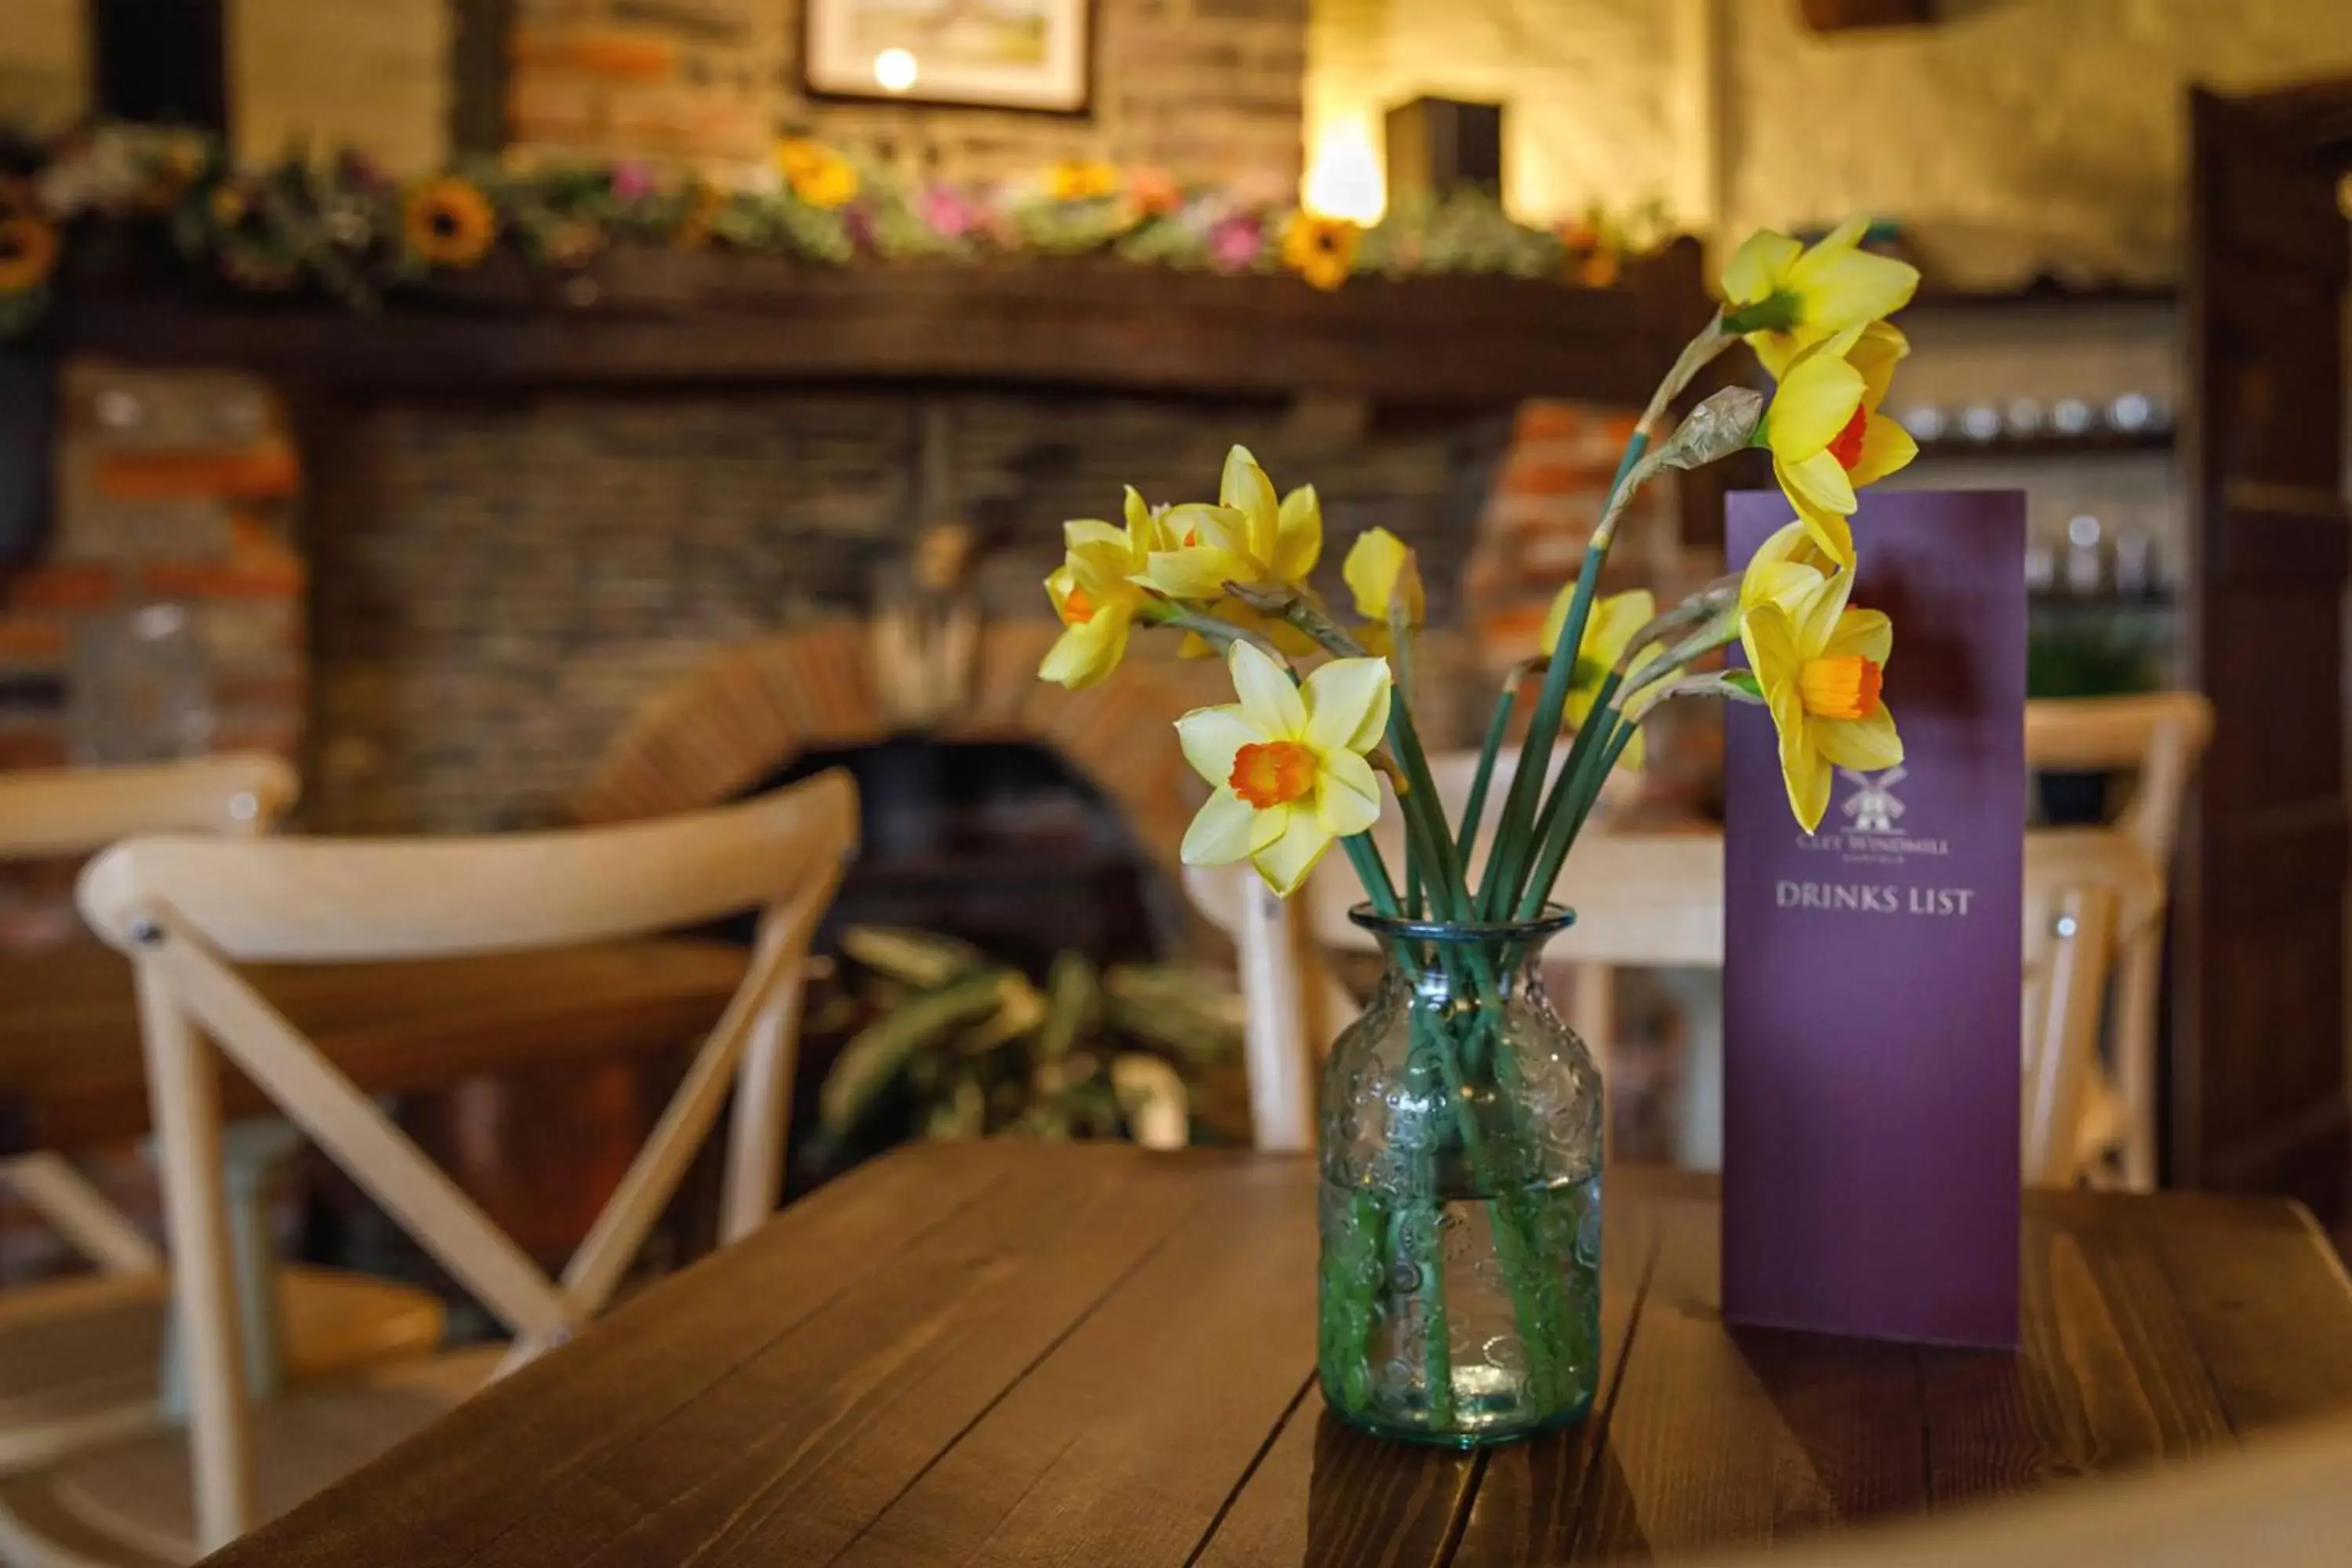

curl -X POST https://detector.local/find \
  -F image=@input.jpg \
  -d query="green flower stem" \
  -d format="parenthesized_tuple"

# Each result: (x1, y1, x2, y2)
(1454, 684, 1516, 866)
(1475, 433, 1647, 920)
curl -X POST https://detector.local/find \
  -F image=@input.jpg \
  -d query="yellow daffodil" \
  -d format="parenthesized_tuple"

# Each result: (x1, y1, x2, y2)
(1541, 587, 1658, 772)
(1137, 445, 1322, 602)
(1282, 213, 1360, 291)
(1177, 641, 1391, 895)
(1039, 487, 1164, 689)
(1737, 518, 1841, 622)
(1759, 321, 1917, 565)
(1740, 568, 1903, 833)
(1721, 217, 1919, 377)
(775, 140, 859, 209)
(1046, 160, 1123, 201)
(1342, 528, 1424, 655)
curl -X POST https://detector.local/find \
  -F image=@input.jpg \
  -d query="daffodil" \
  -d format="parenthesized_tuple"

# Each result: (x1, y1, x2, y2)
(1740, 568, 1903, 833)
(1541, 587, 1659, 772)
(1737, 518, 1841, 622)
(1137, 445, 1322, 602)
(1039, 488, 1164, 689)
(1342, 528, 1424, 655)
(1758, 321, 1916, 565)
(1721, 218, 1919, 377)
(1177, 641, 1392, 895)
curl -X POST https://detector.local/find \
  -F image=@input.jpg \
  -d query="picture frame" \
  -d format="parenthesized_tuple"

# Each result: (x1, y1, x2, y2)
(803, 0, 1094, 114)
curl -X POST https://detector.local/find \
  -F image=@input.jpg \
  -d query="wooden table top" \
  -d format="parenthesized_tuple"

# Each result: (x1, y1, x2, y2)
(0, 938, 751, 1154)
(204, 1142, 2352, 1568)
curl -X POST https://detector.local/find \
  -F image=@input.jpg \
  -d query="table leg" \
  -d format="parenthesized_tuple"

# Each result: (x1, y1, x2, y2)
(159, 1117, 305, 1415)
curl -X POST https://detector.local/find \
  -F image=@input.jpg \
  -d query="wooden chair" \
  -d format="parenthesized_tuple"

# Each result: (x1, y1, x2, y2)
(1199, 824, 2160, 1185)
(0, 754, 447, 1483)
(0, 772, 857, 1561)
(2024, 692, 2212, 1189)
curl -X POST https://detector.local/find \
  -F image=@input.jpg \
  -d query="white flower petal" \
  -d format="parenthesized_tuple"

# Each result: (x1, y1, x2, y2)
(1300, 657, 1392, 755)
(1174, 705, 1260, 789)
(1250, 808, 1334, 897)
(1229, 639, 1307, 738)
(1181, 789, 1261, 866)
(1316, 749, 1383, 838)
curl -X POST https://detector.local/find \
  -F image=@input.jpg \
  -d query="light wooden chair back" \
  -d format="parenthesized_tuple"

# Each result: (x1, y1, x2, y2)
(1200, 825, 2154, 1185)
(2023, 693, 2210, 1189)
(73, 771, 858, 1552)
(0, 754, 296, 1279)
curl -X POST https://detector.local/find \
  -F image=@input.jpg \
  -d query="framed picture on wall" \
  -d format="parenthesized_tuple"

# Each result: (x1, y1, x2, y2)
(803, 0, 1093, 114)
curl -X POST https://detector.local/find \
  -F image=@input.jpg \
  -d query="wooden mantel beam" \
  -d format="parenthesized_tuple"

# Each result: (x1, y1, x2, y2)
(38, 241, 1711, 410)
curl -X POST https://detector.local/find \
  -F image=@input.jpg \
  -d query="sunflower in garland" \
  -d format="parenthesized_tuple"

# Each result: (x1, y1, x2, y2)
(404, 176, 498, 268)
(1281, 212, 1360, 291)
(0, 215, 59, 296)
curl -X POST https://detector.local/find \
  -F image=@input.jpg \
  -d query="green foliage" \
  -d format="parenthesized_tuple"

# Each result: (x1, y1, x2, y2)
(806, 927, 1244, 1174)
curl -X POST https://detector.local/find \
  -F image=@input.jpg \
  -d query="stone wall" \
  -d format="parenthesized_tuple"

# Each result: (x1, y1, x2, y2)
(506, 0, 1308, 185)
(305, 389, 1501, 833)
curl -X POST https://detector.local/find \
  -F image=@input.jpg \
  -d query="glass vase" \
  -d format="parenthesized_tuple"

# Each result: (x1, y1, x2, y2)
(1318, 906, 1602, 1446)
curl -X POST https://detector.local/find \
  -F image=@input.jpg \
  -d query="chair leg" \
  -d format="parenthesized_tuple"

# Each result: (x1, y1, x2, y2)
(136, 955, 256, 1552)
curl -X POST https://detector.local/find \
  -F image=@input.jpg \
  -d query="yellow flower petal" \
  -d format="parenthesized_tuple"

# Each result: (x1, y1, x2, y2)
(1766, 351, 1867, 459)
(1778, 448, 1858, 519)
(1845, 412, 1918, 489)
(1343, 527, 1411, 621)
(1792, 565, 1856, 655)
(1773, 682, 1832, 833)
(1793, 502, 1857, 568)
(1820, 605, 1892, 666)
(1064, 519, 1128, 557)
(1250, 807, 1334, 895)
(1300, 656, 1392, 756)
(1846, 321, 1910, 408)
(1183, 789, 1268, 866)
(1272, 484, 1323, 581)
(1785, 241, 1919, 336)
(1123, 485, 1156, 542)
(1220, 446, 1278, 545)
(1175, 704, 1261, 788)
(1721, 228, 1802, 306)
(1038, 606, 1131, 690)
(1813, 706, 1903, 772)
(1316, 749, 1383, 837)
(1228, 639, 1306, 738)
(1138, 545, 1245, 601)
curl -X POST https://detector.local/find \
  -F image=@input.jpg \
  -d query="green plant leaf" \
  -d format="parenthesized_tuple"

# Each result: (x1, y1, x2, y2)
(818, 970, 1007, 1135)
(841, 925, 990, 988)
(1037, 951, 1100, 1061)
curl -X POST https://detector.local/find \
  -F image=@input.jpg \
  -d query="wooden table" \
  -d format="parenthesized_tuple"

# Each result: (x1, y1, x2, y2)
(0, 938, 752, 1155)
(203, 1142, 2352, 1567)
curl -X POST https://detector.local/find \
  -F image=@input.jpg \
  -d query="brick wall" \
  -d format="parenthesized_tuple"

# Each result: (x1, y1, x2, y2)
(0, 361, 306, 950)
(305, 389, 1500, 833)
(506, 0, 1306, 185)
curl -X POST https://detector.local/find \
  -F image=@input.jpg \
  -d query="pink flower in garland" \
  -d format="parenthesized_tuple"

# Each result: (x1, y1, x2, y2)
(920, 185, 977, 241)
(1209, 212, 1263, 272)
(611, 161, 656, 203)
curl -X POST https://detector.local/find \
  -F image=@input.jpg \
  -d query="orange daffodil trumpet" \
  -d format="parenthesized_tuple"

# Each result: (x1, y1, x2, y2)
(1177, 642, 1392, 895)
(1736, 522, 1904, 834)
(1755, 321, 1917, 566)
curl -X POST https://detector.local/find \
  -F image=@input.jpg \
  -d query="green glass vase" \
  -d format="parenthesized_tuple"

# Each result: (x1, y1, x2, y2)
(1317, 906, 1603, 1446)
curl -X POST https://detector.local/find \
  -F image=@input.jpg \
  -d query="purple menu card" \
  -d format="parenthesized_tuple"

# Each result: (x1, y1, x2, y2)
(1722, 488, 2026, 1348)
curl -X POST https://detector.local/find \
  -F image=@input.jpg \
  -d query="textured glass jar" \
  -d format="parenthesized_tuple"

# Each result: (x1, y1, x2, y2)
(1318, 906, 1602, 1446)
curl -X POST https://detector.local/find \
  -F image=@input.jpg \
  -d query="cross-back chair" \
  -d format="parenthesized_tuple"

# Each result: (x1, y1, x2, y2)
(0, 754, 450, 1490)
(2023, 692, 2212, 1188)
(45, 771, 856, 1556)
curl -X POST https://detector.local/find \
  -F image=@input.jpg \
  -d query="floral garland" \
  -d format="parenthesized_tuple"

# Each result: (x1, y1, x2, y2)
(0, 122, 1675, 336)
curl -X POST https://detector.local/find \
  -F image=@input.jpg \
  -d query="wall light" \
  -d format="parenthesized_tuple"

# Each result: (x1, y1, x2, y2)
(873, 48, 919, 93)
(1303, 122, 1385, 224)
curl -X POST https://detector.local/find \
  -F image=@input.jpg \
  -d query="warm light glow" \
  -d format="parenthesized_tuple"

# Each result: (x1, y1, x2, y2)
(1303, 123, 1385, 224)
(873, 48, 918, 93)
